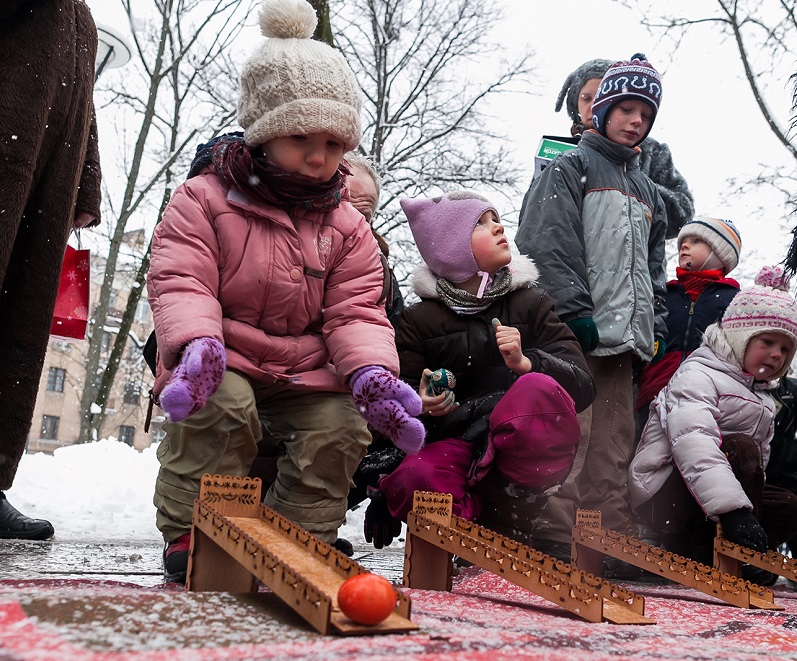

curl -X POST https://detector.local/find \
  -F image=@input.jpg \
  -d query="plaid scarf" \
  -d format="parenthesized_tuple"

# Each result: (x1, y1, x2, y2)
(207, 135, 348, 214)
(436, 268, 513, 314)
(675, 267, 724, 302)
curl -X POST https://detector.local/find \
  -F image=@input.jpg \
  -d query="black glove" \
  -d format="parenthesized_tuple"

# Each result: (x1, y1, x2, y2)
(719, 508, 768, 552)
(364, 486, 402, 549)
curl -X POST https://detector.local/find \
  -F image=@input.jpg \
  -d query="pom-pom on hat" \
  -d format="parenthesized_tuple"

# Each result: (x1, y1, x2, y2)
(555, 58, 612, 124)
(237, 0, 362, 150)
(591, 53, 662, 146)
(721, 265, 797, 377)
(401, 192, 498, 284)
(677, 216, 742, 274)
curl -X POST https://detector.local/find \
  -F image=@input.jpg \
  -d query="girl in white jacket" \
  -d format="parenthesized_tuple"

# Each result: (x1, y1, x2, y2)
(630, 266, 797, 575)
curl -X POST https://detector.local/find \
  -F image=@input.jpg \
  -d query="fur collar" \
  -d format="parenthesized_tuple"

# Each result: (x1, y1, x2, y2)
(411, 249, 540, 300)
(702, 324, 780, 390)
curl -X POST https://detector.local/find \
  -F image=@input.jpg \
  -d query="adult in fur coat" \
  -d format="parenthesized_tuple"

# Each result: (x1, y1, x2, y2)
(0, 0, 102, 539)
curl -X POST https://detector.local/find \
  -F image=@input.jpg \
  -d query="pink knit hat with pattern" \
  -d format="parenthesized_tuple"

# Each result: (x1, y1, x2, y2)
(401, 192, 498, 283)
(721, 265, 797, 376)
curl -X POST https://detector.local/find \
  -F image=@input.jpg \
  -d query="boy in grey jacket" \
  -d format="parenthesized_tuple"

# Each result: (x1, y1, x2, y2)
(515, 54, 668, 574)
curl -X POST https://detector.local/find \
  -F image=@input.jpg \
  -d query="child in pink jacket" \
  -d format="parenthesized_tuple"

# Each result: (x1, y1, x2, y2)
(147, 0, 423, 582)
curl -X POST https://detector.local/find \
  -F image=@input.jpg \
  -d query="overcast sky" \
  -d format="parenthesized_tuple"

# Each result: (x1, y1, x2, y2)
(87, 0, 796, 284)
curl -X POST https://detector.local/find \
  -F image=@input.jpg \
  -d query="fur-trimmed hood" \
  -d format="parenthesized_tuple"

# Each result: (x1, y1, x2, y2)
(702, 323, 782, 389)
(410, 249, 540, 300)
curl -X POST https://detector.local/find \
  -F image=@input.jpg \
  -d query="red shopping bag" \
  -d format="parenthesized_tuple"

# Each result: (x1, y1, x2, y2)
(50, 245, 90, 340)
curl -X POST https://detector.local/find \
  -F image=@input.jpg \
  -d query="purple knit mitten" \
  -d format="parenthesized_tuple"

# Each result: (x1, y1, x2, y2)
(160, 338, 226, 423)
(350, 366, 425, 454)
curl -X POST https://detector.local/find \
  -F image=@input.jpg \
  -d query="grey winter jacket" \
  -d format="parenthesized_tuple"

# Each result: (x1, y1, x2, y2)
(638, 136, 694, 240)
(516, 130, 668, 361)
(629, 324, 777, 519)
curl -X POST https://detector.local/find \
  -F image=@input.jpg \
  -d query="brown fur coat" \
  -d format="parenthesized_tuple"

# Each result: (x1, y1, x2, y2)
(0, 0, 101, 488)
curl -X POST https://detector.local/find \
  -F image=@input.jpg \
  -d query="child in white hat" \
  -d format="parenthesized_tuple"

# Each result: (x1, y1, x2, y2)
(630, 266, 797, 582)
(635, 217, 743, 436)
(147, 0, 423, 582)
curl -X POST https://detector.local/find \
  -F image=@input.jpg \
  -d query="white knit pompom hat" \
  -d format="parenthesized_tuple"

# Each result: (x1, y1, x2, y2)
(721, 265, 797, 377)
(237, 0, 362, 150)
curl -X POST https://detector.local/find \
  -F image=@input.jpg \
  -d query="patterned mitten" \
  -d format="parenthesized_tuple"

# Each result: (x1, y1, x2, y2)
(350, 365, 425, 454)
(719, 508, 768, 552)
(160, 337, 226, 423)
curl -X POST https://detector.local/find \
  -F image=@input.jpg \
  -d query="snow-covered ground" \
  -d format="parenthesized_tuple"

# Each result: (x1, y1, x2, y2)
(6, 439, 368, 545)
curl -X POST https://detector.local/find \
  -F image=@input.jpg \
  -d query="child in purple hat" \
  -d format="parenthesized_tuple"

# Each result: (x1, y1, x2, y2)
(364, 191, 595, 548)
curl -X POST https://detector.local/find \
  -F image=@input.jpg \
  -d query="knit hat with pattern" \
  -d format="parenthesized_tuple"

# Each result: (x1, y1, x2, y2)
(401, 192, 498, 283)
(555, 58, 612, 124)
(721, 265, 797, 376)
(591, 53, 662, 146)
(237, 0, 362, 150)
(677, 216, 742, 274)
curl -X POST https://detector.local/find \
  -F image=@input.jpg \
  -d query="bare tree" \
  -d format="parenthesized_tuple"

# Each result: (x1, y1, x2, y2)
(616, 0, 797, 198)
(331, 0, 535, 282)
(308, 0, 334, 44)
(78, 0, 256, 443)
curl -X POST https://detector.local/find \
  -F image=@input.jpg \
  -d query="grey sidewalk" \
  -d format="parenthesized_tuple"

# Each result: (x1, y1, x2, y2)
(0, 539, 405, 587)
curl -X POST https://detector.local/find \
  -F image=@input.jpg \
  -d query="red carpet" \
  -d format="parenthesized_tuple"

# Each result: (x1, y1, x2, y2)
(1, 571, 796, 659)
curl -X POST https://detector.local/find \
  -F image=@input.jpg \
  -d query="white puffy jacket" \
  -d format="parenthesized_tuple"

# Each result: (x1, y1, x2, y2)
(629, 323, 777, 519)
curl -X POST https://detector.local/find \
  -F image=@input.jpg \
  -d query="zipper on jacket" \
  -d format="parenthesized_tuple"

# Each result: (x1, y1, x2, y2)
(625, 161, 639, 328)
(682, 299, 696, 362)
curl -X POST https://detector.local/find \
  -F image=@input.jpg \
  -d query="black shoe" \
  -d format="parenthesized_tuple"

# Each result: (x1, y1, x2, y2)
(0, 492, 54, 540)
(333, 537, 354, 557)
(741, 564, 778, 587)
(163, 532, 190, 583)
(532, 538, 571, 563)
(603, 556, 643, 581)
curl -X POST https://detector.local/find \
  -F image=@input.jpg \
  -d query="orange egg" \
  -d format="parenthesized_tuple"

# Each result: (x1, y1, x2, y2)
(337, 573, 397, 625)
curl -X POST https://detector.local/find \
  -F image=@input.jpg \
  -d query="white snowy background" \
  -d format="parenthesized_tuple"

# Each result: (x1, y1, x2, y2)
(5, 439, 368, 546)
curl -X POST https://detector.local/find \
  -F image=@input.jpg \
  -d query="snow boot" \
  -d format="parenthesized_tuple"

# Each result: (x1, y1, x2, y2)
(0, 492, 54, 540)
(163, 532, 191, 583)
(333, 537, 354, 557)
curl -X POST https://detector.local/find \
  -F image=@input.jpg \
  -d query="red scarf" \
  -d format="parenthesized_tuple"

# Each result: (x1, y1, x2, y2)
(675, 267, 724, 301)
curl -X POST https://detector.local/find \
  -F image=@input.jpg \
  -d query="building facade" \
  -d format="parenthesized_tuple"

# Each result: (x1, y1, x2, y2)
(27, 237, 164, 454)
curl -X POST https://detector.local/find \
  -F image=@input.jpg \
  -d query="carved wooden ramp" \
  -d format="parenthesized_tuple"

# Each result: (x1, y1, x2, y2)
(714, 528, 797, 585)
(185, 474, 417, 636)
(572, 509, 783, 611)
(403, 491, 653, 625)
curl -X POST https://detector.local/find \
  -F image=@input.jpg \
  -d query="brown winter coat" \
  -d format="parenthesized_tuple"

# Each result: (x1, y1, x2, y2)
(0, 0, 101, 489)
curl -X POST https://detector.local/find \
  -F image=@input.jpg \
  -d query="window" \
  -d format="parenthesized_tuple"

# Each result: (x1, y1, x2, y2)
(134, 298, 150, 324)
(152, 428, 167, 444)
(123, 381, 140, 405)
(128, 342, 142, 360)
(46, 367, 66, 393)
(119, 425, 135, 446)
(41, 415, 59, 440)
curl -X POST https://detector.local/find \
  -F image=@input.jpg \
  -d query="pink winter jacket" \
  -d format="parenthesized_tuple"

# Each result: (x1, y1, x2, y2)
(147, 172, 399, 395)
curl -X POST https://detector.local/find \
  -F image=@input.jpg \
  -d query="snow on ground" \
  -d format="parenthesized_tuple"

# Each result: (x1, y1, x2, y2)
(6, 439, 368, 545)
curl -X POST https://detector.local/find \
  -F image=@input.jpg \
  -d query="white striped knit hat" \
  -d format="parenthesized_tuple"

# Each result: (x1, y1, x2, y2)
(721, 266, 797, 376)
(677, 216, 742, 274)
(237, 0, 362, 150)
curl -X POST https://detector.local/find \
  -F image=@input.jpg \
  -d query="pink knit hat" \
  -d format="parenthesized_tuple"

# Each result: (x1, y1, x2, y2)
(401, 191, 497, 283)
(721, 265, 797, 376)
